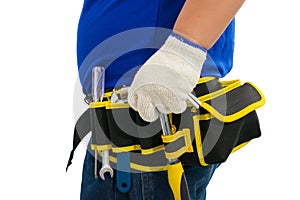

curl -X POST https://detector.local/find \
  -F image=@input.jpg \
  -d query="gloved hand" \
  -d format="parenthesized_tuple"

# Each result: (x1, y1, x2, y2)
(128, 33, 207, 122)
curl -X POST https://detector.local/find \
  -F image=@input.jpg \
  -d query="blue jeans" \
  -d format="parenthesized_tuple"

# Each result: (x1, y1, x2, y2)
(80, 151, 219, 200)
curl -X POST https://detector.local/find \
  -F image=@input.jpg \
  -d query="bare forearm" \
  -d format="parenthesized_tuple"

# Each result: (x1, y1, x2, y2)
(173, 0, 245, 50)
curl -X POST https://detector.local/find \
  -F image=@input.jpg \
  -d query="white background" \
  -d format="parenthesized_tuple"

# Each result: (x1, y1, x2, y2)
(0, 0, 299, 199)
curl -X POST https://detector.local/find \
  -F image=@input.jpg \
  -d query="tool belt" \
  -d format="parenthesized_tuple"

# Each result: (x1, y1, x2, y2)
(66, 77, 265, 172)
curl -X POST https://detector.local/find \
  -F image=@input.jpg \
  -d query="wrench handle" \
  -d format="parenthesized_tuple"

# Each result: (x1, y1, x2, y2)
(102, 150, 110, 165)
(92, 66, 105, 179)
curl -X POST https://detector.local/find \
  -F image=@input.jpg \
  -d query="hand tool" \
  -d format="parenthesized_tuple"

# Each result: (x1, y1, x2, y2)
(92, 66, 113, 180)
(93, 67, 114, 180)
(99, 149, 114, 180)
(159, 93, 201, 200)
(91, 66, 101, 179)
(111, 89, 131, 192)
(159, 112, 190, 200)
(120, 88, 200, 199)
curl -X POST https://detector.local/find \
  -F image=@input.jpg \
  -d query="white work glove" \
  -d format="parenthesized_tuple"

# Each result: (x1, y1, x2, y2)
(128, 33, 207, 122)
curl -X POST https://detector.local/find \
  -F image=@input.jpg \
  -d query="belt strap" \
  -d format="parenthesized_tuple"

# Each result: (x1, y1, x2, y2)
(66, 109, 90, 171)
(66, 77, 265, 171)
(66, 77, 217, 171)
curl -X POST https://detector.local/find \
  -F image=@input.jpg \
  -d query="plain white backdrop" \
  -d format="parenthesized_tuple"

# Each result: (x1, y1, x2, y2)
(0, 0, 299, 199)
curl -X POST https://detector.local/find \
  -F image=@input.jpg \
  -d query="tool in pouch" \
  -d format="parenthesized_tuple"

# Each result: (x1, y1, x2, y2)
(91, 66, 113, 180)
(118, 90, 200, 200)
(110, 89, 131, 193)
(158, 93, 200, 200)
(67, 77, 265, 199)
(160, 112, 190, 200)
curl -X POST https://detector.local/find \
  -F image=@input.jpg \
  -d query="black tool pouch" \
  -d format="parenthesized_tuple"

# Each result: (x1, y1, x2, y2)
(170, 79, 265, 166)
(66, 78, 265, 171)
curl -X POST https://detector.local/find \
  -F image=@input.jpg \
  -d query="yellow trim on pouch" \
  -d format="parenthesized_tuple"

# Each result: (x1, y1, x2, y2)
(193, 115, 209, 166)
(201, 82, 266, 123)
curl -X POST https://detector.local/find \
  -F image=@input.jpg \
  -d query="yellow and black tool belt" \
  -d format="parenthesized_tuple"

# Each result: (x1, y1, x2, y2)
(66, 77, 265, 172)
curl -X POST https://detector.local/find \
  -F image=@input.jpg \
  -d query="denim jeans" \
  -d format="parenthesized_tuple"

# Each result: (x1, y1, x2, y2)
(80, 151, 219, 200)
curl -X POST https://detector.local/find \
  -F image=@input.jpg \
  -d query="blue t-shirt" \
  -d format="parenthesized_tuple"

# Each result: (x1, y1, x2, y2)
(77, 0, 235, 94)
